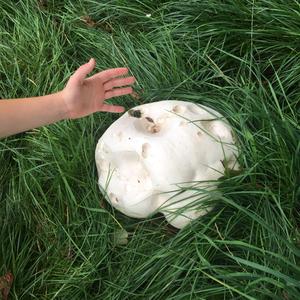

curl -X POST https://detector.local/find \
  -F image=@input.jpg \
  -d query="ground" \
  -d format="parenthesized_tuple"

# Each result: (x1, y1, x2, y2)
(0, 0, 299, 299)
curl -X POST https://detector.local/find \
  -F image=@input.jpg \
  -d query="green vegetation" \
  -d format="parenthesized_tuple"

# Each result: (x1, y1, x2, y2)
(0, 0, 299, 299)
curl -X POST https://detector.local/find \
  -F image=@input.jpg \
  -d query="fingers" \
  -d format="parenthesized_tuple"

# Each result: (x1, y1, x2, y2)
(100, 103, 125, 113)
(103, 76, 135, 90)
(71, 58, 96, 84)
(91, 68, 129, 81)
(104, 87, 133, 100)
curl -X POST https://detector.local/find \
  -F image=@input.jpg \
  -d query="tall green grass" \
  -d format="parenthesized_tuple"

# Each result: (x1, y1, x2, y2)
(0, 0, 299, 299)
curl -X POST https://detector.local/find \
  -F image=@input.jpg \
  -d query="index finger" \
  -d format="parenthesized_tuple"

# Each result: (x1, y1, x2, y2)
(92, 68, 129, 82)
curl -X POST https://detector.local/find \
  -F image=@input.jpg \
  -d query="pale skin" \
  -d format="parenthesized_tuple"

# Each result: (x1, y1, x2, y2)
(0, 58, 135, 138)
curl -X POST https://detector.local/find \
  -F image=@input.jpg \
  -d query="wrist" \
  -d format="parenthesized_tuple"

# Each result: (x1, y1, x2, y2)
(55, 90, 70, 120)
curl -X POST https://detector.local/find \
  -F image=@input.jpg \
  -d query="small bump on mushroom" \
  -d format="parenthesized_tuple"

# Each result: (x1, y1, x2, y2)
(156, 116, 168, 125)
(197, 131, 203, 137)
(98, 158, 109, 171)
(117, 131, 123, 141)
(109, 193, 119, 203)
(99, 143, 107, 153)
(102, 145, 109, 154)
(146, 124, 161, 134)
(172, 105, 186, 114)
(210, 122, 230, 138)
(150, 124, 161, 133)
(142, 143, 151, 158)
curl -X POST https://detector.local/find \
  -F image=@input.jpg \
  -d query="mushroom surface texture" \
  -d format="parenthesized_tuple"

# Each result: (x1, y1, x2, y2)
(95, 100, 239, 228)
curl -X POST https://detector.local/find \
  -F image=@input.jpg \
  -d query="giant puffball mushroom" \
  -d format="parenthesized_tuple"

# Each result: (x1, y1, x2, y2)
(95, 100, 239, 229)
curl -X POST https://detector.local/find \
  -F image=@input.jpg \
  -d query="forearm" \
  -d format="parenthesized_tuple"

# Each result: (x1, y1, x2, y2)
(0, 92, 68, 138)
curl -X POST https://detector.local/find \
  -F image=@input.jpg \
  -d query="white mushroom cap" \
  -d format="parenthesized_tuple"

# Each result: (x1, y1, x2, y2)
(95, 100, 239, 228)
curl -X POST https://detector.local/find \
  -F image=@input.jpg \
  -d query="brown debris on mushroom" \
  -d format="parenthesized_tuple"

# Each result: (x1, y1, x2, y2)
(128, 109, 143, 118)
(145, 116, 154, 123)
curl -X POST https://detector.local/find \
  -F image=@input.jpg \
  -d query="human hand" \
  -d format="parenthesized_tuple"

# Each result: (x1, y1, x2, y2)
(61, 58, 135, 119)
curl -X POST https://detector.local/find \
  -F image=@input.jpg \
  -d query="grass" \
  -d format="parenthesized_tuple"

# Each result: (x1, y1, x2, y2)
(0, 0, 299, 299)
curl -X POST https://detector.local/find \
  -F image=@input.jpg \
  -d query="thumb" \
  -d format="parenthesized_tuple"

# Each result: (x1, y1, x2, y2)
(71, 58, 96, 84)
